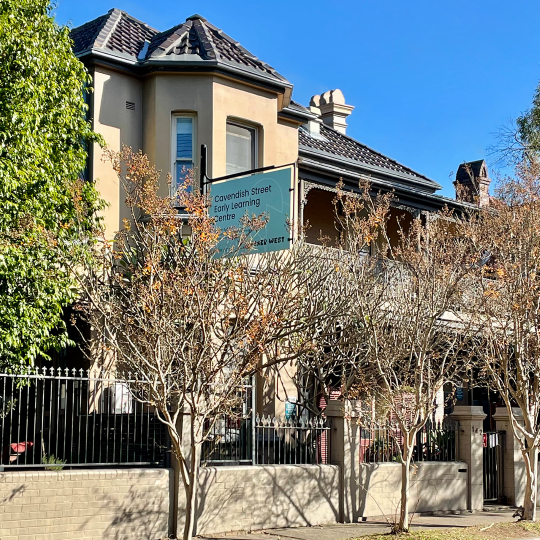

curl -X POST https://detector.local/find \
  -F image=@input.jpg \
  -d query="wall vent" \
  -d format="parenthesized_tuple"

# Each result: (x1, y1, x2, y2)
(126, 101, 135, 110)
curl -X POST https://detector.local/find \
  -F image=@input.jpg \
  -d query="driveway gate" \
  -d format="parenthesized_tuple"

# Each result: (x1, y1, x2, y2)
(483, 430, 505, 502)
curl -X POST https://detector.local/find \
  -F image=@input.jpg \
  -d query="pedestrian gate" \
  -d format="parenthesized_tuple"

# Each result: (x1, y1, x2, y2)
(483, 430, 505, 502)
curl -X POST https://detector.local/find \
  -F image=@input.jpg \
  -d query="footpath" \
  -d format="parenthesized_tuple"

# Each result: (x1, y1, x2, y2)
(198, 509, 529, 540)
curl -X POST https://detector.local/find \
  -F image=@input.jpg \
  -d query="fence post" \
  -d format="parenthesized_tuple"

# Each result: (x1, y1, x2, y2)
(450, 406, 486, 511)
(493, 406, 525, 506)
(325, 400, 360, 523)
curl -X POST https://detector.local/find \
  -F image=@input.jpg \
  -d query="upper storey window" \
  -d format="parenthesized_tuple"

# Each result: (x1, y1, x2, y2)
(172, 115, 195, 195)
(226, 122, 257, 176)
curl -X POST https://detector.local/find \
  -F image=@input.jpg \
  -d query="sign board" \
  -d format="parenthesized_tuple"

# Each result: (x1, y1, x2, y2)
(285, 397, 297, 420)
(209, 166, 293, 254)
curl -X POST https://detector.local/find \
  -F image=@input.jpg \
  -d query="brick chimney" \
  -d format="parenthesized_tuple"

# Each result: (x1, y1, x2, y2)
(454, 160, 491, 207)
(310, 89, 354, 134)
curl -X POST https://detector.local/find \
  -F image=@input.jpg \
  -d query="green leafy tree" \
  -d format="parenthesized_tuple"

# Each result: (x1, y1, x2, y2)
(517, 84, 540, 159)
(0, 0, 102, 370)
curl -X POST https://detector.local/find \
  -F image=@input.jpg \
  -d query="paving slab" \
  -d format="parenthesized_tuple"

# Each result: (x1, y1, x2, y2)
(197, 510, 517, 540)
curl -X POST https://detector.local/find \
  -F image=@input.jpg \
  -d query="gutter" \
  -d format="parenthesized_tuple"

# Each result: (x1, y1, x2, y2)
(299, 157, 472, 212)
(299, 148, 442, 192)
(76, 48, 293, 105)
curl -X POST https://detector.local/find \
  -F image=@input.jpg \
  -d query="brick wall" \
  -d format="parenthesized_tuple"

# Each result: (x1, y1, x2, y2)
(181, 464, 340, 536)
(0, 468, 170, 540)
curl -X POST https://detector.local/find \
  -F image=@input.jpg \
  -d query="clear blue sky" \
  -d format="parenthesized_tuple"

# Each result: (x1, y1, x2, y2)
(54, 0, 540, 198)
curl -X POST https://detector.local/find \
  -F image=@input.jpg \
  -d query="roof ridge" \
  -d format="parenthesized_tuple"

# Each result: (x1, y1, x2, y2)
(107, 8, 159, 33)
(193, 17, 221, 62)
(97, 8, 122, 50)
(154, 22, 191, 57)
(319, 123, 434, 184)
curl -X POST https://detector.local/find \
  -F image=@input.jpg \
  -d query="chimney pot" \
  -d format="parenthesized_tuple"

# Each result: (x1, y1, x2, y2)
(309, 89, 354, 134)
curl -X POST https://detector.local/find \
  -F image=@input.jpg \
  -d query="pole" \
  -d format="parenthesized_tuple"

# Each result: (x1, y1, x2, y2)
(200, 144, 207, 194)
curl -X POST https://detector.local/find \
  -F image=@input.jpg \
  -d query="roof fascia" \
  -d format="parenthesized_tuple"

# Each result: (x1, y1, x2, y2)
(299, 145, 442, 192)
(77, 49, 292, 100)
(299, 158, 468, 212)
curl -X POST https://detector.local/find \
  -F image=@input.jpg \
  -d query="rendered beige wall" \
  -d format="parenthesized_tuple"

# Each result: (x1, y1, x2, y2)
(212, 78, 298, 178)
(0, 468, 170, 540)
(143, 73, 214, 196)
(92, 67, 143, 238)
(358, 462, 468, 518)
(142, 73, 298, 188)
(93, 69, 299, 237)
(180, 464, 340, 535)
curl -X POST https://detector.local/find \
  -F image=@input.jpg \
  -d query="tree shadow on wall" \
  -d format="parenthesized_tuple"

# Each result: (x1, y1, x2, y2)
(77, 480, 170, 540)
(193, 465, 340, 537)
(1, 483, 25, 504)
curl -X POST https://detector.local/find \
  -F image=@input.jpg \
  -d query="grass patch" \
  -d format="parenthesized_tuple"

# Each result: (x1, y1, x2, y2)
(351, 521, 540, 540)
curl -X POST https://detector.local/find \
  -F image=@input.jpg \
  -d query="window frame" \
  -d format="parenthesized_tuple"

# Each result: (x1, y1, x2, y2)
(226, 120, 259, 176)
(171, 113, 197, 197)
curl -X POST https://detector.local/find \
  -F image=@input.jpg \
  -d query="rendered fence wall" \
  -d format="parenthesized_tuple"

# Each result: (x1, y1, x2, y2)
(357, 462, 468, 518)
(0, 468, 170, 540)
(180, 464, 340, 535)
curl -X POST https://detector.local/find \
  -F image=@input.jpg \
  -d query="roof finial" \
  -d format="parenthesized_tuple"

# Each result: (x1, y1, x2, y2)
(187, 14, 207, 22)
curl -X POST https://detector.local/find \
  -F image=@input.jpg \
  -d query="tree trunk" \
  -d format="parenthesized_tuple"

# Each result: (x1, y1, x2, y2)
(182, 442, 201, 540)
(398, 442, 413, 532)
(522, 445, 538, 521)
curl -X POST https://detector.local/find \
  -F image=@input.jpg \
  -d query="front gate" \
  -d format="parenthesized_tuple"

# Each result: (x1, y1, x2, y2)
(483, 430, 505, 502)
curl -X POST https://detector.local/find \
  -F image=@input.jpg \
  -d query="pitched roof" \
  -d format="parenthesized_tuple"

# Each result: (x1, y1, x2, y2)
(299, 123, 441, 191)
(70, 9, 158, 59)
(455, 159, 488, 182)
(71, 10, 289, 86)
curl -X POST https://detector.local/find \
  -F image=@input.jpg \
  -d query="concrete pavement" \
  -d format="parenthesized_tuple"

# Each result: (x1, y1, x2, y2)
(197, 509, 518, 539)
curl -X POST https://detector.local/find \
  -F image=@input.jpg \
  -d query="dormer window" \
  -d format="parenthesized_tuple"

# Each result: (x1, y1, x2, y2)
(226, 121, 257, 176)
(172, 115, 196, 195)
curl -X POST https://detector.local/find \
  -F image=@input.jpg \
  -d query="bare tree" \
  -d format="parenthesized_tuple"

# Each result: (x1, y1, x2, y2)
(71, 147, 345, 540)
(333, 184, 477, 531)
(465, 158, 540, 521)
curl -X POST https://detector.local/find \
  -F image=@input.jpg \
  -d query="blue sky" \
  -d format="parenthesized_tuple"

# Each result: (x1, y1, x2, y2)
(55, 0, 540, 197)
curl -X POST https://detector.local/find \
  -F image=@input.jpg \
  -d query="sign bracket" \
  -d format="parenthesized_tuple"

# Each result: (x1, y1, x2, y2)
(199, 144, 297, 190)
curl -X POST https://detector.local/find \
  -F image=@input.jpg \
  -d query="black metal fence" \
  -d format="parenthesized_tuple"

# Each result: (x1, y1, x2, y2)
(254, 414, 330, 465)
(360, 418, 460, 463)
(0, 369, 168, 469)
(202, 412, 330, 466)
(201, 382, 254, 465)
(483, 430, 505, 502)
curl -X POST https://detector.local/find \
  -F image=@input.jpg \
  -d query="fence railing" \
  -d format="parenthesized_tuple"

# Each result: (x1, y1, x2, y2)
(201, 413, 330, 466)
(201, 382, 254, 465)
(255, 414, 330, 465)
(0, 368, 169, 469)
(359, 418, 460, 463)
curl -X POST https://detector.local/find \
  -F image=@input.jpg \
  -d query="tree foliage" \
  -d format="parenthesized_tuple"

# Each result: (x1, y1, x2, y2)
(0, 0, 102, 369)
(327, 184, 478, 532)
(74, 147, 345, 540)
(465, 158, 540, 521)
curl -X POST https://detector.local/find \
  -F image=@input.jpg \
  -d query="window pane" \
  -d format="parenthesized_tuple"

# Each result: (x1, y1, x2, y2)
(175, 161, 194, 195)
(176, 118, 193, 159)
(226, 123, 255, 175)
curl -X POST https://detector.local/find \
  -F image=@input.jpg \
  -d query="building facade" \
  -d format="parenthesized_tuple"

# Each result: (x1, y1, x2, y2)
(0, 9, 516, 540)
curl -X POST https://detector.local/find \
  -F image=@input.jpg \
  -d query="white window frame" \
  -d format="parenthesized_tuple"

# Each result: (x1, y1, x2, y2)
(226, 120, 259, 176)
(171, 113, 197, 197)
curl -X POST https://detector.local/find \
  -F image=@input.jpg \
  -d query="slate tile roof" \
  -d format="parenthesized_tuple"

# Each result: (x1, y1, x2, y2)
(106, 10, 157, 57)
(299, 123, 438, 188)
(71, 9, 157, 57)
(71, 10, 437, 191)
(71, 10, 288, 83)
(70, 13, 110, 53)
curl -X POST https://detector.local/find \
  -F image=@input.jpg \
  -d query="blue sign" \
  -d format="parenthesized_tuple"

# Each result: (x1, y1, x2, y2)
(285, 398, 297, 420)
(209, 167, 293, 254)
